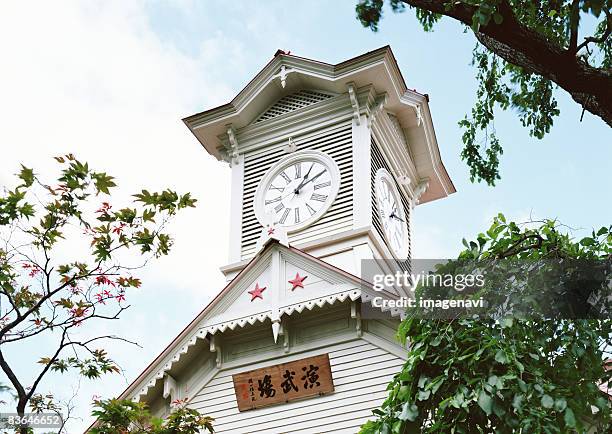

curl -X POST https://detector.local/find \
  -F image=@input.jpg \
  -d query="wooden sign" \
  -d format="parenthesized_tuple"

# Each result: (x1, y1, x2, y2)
(232, 353, 334, 411)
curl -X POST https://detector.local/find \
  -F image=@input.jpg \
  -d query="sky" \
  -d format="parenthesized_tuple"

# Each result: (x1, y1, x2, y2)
(0, 0, 610, 432)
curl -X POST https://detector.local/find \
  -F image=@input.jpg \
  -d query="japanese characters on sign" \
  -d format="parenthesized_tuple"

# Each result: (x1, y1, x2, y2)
(232, 354, 334, 411)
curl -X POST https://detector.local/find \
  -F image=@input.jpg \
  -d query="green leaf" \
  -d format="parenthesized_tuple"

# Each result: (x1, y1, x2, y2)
(19, 202, 35, 218)
(512, 394, 524, 410)
(493, 400, 506, 417)
(398, 402, 419, 422)
(541, 394, 554, 409)
(563, 407, 576, 428)
(398, 385, 410, 400)
(534, 384, 543, 394)
(92, 172, 116, 195)
(495, 349, 508, 364)
(392, 420, 403, 434)
(417, 375, 429, 389)
(593, 396, 608, 411)
(18, 165, 35, 187)
(142, 208, 156, 222)
(514, 360, 524, 373)
(428, 377, 445, 394)
(477, 390, 493, 416)
(487, 375, 499, 387)
(471, 14, 481, 32)
(417, 389, 430, 401)
(580, 237, 595, 246)
(554, 398, 567, 412)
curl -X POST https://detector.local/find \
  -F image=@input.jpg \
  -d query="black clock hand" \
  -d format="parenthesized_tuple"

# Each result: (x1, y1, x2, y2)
(298, 170, 326, 189)
(285, 168, 324, 199)
(294, 163, 315, 194)
(389, 205, 405, 222)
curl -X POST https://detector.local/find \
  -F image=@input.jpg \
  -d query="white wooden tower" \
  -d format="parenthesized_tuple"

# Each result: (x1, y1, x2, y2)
(118, 47, 455, 433)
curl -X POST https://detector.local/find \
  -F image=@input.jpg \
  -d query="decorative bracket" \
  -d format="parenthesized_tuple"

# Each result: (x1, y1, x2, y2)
(415, 104, 423, 126)
(272, 319, 281, 343)
(413, 179, 430, 205)
(223, 125, 240, 166)
(209, 334, 222, 368)
(163, 374, 178, 404)
(351, 300, 362, 337)
(272, 65, 294, 89)
(347, 82, 360, 125)
(367, 94, 388, 128)
(271, 317, 289, 351)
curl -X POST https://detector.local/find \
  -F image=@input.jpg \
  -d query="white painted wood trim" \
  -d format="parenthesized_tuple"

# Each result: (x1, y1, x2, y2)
(352, 114, 372, 229)
(361, 331, 407, 360)
(228, 153, 245, 263)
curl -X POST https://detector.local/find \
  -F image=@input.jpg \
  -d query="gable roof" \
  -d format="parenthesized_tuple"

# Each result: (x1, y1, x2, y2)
(117, 240, 400, 402)
(183, 46, 405, 158)
(183, 46, 455, 204)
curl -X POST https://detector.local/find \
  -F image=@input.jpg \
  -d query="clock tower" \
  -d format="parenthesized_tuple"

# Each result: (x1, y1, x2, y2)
(184, 47, 454, 282)
(118, 47, 455, 432)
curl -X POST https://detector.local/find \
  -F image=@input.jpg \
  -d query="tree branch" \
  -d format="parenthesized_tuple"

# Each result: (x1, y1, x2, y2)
(0, 348, 26, 410)
(25, 329, 68, 405)
(400, 0, 612, 126)
(568, 0, 581, 53)
(576, 7, 612, 53)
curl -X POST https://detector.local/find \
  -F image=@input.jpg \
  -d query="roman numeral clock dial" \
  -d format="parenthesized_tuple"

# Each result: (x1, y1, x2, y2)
(375, 168, 409, 258)
(254, 150, 341, 232)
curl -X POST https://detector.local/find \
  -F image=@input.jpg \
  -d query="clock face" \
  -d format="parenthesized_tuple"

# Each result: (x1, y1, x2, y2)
(254, 150, 340, 232)
(375, 168, 409, 258)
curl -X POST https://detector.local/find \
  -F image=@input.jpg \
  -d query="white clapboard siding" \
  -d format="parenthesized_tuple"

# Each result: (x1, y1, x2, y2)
(241, 122, 354, 259)
(190, 340, 403, 434)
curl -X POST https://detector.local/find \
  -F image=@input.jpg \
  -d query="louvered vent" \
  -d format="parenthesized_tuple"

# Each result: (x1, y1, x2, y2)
(241, 122, 353, 259)
(254, 90, 335, 123)
(387, 113, 408, 148)
(371, 138, 412, 267)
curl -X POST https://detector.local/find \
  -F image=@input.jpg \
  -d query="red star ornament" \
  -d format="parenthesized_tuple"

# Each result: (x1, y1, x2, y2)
(248, 283, 266, 301)
(288, 273, 308, 290)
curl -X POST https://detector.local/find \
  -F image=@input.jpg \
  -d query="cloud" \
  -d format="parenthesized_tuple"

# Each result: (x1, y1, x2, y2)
(0, 1, 243, 431)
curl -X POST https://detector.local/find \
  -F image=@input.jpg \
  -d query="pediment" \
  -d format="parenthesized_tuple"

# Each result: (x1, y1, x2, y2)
(120, 241, 403, 402)
(252, 89, 337, 124)
(199, 242, 363, 334)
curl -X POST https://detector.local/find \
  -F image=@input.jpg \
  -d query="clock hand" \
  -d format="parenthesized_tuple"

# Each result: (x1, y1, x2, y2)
(390, 213, 405, 222)
(298, 170, 326, 189)
(389, 207, 404, 222)
(292, 169, 326, 197)
(294, 163, 315, 194)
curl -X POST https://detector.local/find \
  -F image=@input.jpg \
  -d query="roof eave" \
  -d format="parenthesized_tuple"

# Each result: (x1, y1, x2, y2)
(183, 46, 402, 160)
